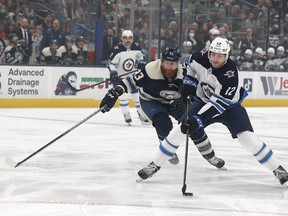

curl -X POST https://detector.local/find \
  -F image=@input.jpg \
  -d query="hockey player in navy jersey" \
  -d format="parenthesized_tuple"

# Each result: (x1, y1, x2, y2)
(136, 37, 288, 186)
(107, 30, 148, 124)
(100, 47, 225, 168)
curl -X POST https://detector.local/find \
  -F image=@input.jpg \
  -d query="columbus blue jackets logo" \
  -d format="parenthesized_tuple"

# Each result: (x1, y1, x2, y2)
(160, 90, 181, 100)
(224, 70, 235, 78)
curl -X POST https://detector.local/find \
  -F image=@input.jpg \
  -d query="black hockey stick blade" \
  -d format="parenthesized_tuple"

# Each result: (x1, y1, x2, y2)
(182, 184, 193, 196)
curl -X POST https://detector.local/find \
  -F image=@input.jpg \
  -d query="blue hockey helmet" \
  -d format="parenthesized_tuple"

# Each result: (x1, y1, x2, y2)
(162, 47, 181, 62)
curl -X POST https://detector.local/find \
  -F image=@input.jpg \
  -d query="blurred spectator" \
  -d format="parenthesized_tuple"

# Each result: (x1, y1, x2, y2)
(41, 12, 53, 34)
(163, 0, 176, 22)
(186, 27, 197, 52)
(102, 2, 117, 29)
(194, 23, 209, 51)
(231, 4, 243, 31)
(75, 35, 90, 65)
(73, 6, 86, 24)
(15, 17, 32, 64)
(49, 0, 65, 23)
(102, 27, 118, 63)
(264, 47, 276, 70)
(244, 12, 256, 29)
(138, 22, 149, 51)
(180, 40, 192, 64)
(63, 0, 76, 20)
(118, 8, 131, 29)
(0, 2, 8, 20)
(5, 21, 16, 36)
(271, 46, 287, 71)
(253, 47, 265, 70)
(268, 35, 280, 49)
(269, 14, 280, 35)
(37, 39, 62, 65)
(228, 40, 237, 62)
(205, 28, 220, 49)
(40, 19, 65, 51)
(205, 17, 217, 31)
(168, 20, 179, 39)
(280, 34, 288, 56)
(3, 33, 26, 64)
(6, 0, 17, 13)
(238, 27, 257, 55)
(31, 24, 43, 64)
(0, 22, 7, 40)
(237, 49, 254, 71)
(253, 0, 268, 18)
(58, 36, 78, 65)
(218, 24, 232, 39)
(161, 28, 178, 52)
(18, 1, 33, 19)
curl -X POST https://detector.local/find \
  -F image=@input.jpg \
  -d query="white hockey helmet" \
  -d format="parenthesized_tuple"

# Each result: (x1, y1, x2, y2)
(255, 47, 263, 55)
(209, 36, 230, 62)
(122, 30, 133, 38)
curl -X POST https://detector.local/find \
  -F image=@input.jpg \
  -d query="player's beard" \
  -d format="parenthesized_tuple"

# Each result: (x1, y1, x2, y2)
(161, 65, 178, 78)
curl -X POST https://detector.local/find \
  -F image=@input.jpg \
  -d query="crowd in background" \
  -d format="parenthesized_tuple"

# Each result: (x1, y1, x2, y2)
(0, 0, 288, 71)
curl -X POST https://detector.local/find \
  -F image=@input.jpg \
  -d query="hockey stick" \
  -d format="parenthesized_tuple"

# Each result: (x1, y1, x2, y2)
(76, 69, 139, 92)
(182, 97, 193, 196)
(5, 106, 106, 168)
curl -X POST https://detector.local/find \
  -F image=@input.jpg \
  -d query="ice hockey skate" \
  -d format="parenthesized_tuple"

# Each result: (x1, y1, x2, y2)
(137, 111, 150, 124)
(273, 165, 288, 186)
(168, 153, 179, 165)
(123, 113, 132, 125)
(207, 156, 226, 170)
(136, 161, 161, 182)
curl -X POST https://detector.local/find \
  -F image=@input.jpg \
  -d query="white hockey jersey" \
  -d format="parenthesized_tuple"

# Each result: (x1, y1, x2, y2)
(185, 49, 248, 120)
(107, 43, 145, 75)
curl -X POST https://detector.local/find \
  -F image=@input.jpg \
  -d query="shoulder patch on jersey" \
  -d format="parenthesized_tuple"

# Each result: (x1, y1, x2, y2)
(224, 70, 235, 78)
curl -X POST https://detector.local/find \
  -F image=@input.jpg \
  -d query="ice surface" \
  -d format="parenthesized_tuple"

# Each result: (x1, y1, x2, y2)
(0, 107, 288, 216)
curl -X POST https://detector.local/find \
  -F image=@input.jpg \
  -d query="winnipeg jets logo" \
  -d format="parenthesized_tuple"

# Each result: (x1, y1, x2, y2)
(201, 83, 215, 98)
(224, 70, 235, 78)
(123, 58, 135, 71)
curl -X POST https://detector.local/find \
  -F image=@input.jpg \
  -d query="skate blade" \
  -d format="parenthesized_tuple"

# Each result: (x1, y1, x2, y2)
(218, 166, 227, 171)
(136, 177, 144, 182)
(168, 157, 179, 165)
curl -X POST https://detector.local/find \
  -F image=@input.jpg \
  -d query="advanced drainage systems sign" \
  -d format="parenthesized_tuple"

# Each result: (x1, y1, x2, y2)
(0, 65, 111, 99)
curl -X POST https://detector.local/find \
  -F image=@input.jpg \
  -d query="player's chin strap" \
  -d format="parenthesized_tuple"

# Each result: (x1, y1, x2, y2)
(5, 106, 106, 168)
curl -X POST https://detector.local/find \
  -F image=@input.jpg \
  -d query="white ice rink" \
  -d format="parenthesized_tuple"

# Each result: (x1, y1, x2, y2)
(0, 107, 288, 216)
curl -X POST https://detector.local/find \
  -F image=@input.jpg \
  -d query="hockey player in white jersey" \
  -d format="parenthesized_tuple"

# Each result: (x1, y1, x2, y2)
(136, 37, 288, 186)
(107, 30, 148, 124)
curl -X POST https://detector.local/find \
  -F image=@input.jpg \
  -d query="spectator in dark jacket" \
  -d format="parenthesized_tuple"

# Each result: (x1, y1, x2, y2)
(40, 19, 65, 51)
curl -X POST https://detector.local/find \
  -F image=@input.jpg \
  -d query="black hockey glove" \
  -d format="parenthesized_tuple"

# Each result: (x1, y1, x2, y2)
(100, 88, 119, 113)
(180, 114, 204, 135)
(110, 70, 121, 87)
(179, 75, 198, 101)
(137, 60, 147, 70)
(169, 98, 185, 120)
